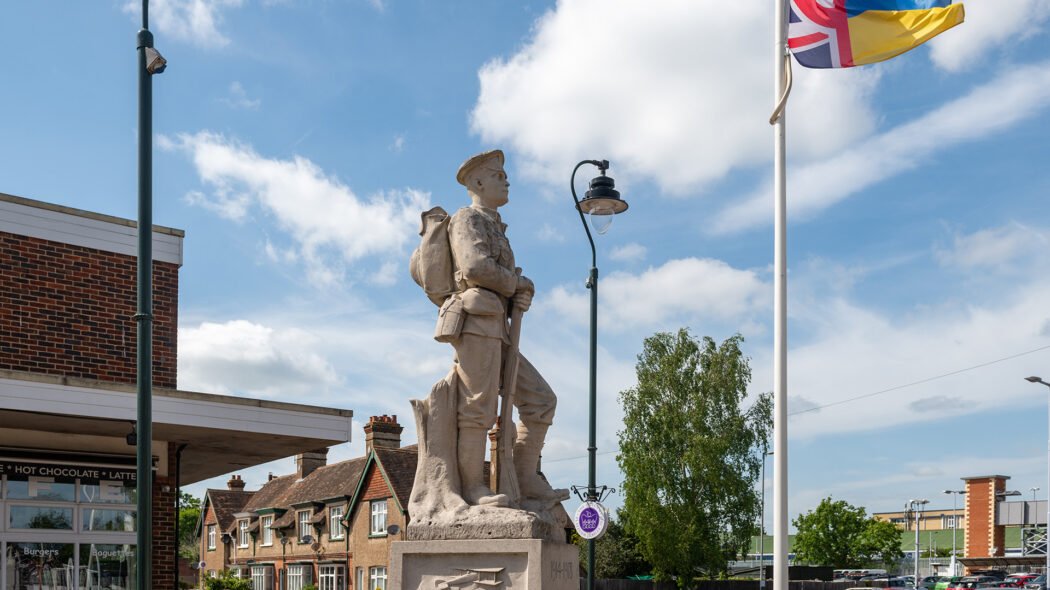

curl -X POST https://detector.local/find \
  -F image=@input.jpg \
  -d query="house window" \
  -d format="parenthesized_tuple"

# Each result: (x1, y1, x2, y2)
(368, 567, 387, 590)
(330, 506, 344, 540)
(238, 519, 250, 548)
(370, 501, 387, 536)
(942, 514, 957, 528)
(287, 565, 312, 590)
(251, 566, 274, 590)
(355, 568, 363, 590)
(207, 524, 216, 550)
(261, 514, 274, 546)
(297, 510, 312, 542)
(319, 565, 345, 590)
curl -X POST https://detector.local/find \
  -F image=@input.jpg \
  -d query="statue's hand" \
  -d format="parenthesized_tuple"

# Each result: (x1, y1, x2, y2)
(514, 275, 535, 311)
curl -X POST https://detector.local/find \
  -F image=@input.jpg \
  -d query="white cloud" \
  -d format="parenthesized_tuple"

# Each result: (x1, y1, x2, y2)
(471, 0, 877, 193)
(713, 61, 1050, 234)
(179, 320, 340, 397)
(221, 81, 261, 110)
(935, 223, 1049, 270)
(163, 131, 429, 288)
(390, 134, 405, 153)
(609, 242, 647, 263)
(536, 223, 565, 243)
(123, 0, 244, 48)
(544, 257, 767, 331)
(929, 0, 1050, 72)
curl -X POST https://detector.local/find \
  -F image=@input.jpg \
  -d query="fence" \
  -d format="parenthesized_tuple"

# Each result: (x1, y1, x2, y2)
(587, 581, 858, 590)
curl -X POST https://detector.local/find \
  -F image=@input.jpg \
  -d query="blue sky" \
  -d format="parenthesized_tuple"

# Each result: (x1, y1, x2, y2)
(3, 1, 1050, 529)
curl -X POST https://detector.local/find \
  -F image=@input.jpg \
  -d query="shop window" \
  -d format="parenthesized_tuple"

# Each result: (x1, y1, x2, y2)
(79, 543, 135, 590)
(9, 505, 74, 530)
(208, 524, 217, 550)
(6, 542, 76, 590)
(81, 480, 137, 504)
(239, 519, 250, 548)
(329, 506, 344, 540)
(369, 567, 387, 590)
(6, 477, 76, 501)
(370, 501, 387, 536)
(297, 510, 312, 542)
(287, 565, 312, 590)
(261, 515, 274, 546)
(319, 565, 345, 590)
(251, 565, 274, 590)
(82, 508, 136, 532)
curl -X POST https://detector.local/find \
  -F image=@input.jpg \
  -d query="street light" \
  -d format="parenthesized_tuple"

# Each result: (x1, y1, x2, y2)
(760, 450, 774, 590)
(943, 490, 966, 576)
(570, 159, 628, 590)
(908, 499, 929, 581)
(135, 2, 166, 590)
(1026, 376, 1050, 576)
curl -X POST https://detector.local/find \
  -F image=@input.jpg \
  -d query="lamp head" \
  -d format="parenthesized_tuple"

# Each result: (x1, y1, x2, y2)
(577, 163, 628, 235)
(1026, 376, 1043, 383)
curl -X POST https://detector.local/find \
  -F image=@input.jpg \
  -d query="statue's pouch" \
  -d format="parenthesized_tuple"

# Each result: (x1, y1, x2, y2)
(459, 287, 504, 316)
(434, 296, 464, 343)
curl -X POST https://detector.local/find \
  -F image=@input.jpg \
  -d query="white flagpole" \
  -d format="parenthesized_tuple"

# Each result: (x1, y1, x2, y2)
(772, 1, 790, 590)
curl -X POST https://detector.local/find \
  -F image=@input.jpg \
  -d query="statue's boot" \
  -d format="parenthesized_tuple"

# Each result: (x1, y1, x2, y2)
(459, 426, 509, 507)
(515, 422, 570, 504)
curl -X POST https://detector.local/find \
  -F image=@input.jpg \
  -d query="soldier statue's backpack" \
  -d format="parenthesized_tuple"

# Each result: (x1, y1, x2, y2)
(409, 206, 458, 306)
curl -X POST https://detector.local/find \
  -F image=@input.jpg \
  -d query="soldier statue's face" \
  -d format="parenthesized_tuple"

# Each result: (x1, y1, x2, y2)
(470, 164, 510, 209)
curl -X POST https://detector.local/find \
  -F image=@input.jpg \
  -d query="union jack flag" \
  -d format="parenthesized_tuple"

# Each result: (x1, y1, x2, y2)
(788, 0, 854, 68)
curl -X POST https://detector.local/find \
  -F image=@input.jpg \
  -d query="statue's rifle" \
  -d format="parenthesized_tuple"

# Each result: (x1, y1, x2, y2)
(495, 302, 524, 506)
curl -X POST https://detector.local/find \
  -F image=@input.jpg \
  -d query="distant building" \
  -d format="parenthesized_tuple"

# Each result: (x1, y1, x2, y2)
(0, 192, 353, 590)
(197, 415, 414, 590)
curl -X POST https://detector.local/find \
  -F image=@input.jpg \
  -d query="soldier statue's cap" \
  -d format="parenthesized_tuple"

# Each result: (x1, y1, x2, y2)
(456, 149, 505, 186)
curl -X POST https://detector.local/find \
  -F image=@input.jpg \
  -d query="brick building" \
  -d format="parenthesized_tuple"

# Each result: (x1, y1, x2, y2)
(197, 416, 415, 590)
(0, 192, 354, 590)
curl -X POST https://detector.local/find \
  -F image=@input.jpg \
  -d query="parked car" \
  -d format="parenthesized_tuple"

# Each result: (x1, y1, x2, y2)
(1002, 575, 1041, 588)
(954, 577, 1005, 590)
(1023, 575, 1046, 590)
(922, 576, 942, 590)
(937, 577, 964, 590)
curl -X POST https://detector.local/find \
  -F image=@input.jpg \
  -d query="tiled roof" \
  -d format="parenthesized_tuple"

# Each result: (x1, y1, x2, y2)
(374, 445, 418, 512)
(205, 489, 254, 533)
(281, 457, 367, 507)
(242, 473, 297, 513)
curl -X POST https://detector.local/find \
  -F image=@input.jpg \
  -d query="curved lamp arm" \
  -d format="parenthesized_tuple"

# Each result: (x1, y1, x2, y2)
(571, 159, 608, 269)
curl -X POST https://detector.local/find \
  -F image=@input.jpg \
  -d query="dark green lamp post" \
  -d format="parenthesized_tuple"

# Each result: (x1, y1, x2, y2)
(136, 2, 166, 589)
(570, 159, 628, 590)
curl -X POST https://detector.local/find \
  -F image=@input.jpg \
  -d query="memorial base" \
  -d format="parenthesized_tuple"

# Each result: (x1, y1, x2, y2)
(390, 539, 578, 590)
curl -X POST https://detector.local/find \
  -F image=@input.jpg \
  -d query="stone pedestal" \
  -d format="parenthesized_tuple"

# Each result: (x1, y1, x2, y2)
(390, 539, 578, 590)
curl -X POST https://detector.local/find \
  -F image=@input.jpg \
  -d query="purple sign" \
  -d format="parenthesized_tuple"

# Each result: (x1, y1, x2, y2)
(573, 501, 608, 540)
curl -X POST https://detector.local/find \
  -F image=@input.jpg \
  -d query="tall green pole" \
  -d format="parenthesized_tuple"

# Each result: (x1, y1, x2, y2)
(135, 1, 154, 588)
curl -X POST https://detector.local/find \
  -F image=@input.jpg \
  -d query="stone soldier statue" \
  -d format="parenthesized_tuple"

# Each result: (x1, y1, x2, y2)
(437, 149, 566, 508)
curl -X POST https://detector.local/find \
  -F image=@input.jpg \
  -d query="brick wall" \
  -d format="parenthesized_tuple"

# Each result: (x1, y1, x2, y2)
(0, 231, 179, 388)
(963, 476, 1008, 561)
(154, 443, 178, 590)
(348, 464, 404, 588)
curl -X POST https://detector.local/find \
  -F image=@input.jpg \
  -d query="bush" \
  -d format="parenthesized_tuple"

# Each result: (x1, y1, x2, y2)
(204, 570, 251, 590)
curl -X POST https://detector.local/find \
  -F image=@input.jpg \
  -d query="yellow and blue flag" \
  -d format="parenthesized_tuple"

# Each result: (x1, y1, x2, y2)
(788, 0, 964, 68)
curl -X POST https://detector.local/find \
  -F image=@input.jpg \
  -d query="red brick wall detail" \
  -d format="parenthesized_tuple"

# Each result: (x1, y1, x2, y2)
(361, 464, 390, 502)
(0, 231, 179, 388)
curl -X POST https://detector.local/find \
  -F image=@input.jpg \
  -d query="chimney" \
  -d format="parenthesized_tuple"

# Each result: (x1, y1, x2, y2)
(227, 475, 246, 491)
(364, 415, 403, 452)
(295, 448, 329, 480)
(962, 474, 1010, 559)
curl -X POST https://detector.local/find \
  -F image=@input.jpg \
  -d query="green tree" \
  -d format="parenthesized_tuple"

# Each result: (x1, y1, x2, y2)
(793, 497, 903, 567)
(575, 510, 652, 579)
(617, 330, 772, 587)
(178, 491, 203, 561)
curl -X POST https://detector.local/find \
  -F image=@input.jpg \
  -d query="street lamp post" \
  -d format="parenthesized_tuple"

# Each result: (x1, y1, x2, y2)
(1026, 376, 1050, 574)
(908, 499, 929, 581)
(1033, 487, 1041, 503)
(135, 3, 165, 590)
(760, 450, 773, 590)
(570, 160, 628, 590)
(943, 490, 966, 576)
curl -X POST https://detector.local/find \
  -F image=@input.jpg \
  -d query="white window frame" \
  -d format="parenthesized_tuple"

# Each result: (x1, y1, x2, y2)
(287, 564, 312, 590)
(297, 510, 312, 543)
(261, 514, 274, 546)
(238, 519, 250, 548)
(207, 524, 217, 550)
(369, 566, 387, 590)
(251, 565, 274, 590)
(355, 567, 363, 590)
(319, 565, 345, 590)
(329, 506, 344, 540)
(369, 500, 387, 536)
